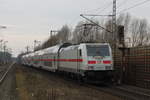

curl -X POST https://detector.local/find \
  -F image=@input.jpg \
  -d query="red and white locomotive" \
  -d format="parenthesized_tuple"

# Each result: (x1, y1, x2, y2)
(21, 43, 113, 81)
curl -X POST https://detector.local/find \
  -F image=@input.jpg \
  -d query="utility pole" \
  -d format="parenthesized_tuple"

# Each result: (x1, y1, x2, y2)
(112, 0, 120, 85)
(0, 25, 7, 64)
(34, 40, 41, 51)
(25, 46, 30, 53)
(50, 30, 53, 37)
(112, 0, 117, 46)
(80, 0, 117, 42)
(3, 41, 8, 64)
(80, 0, 117, 43)
(50, 30, 59, 45)
(3, 45, 6, 64)
(0, 40, 3, 51)
(34, 40, 37, 51)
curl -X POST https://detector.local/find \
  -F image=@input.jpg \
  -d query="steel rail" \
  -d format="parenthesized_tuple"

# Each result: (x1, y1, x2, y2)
(0, 62, 15, 84)
(84, 84, 150, 100)
(54, 73, 149, 100)
(113, 86, 150, 99)
(22, 64, 150, 100)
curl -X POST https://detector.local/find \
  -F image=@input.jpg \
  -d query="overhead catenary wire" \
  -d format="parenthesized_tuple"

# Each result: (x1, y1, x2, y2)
(81, 14, 113, 17)
(85, 1, 112, 14)
(83, 1, 113, 20)
(71, 0, 119, 27)
(91, 3, 112, 19)
(80, 14, 112, 33)
(106, 0, 149, 16)
(94, 2, 112, 14)
(88, 0, 129, 20)
(117, 0, 150, 14)
(117, 0, 129, 9)
(88, 0, 128, 18)
(69, 2, 112, 30)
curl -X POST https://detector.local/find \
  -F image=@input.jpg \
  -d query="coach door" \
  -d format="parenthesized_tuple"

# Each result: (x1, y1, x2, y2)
(53, 56, 56, 71)
(77, 49, 81, 73)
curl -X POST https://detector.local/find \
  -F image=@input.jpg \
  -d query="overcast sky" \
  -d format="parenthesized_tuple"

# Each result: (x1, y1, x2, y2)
(0, 0, 150, 57)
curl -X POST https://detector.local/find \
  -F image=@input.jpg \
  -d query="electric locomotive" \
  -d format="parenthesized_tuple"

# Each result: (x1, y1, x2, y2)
(21, 43, 113, 82)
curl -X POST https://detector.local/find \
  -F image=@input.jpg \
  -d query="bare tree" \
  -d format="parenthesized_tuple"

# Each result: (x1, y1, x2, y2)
(57, 25, 71, 43)
(130, 19, 140, 47)
(138, 19, 149, 46)
(103, 19, 113, 43)
(39, 13, 150, 50)
(130, 18, 149, 47)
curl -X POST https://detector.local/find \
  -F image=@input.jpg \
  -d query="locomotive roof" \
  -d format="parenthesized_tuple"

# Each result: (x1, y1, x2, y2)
(80, 43, 110, 45)
(60, 45, 78, 51)
(34, 50, 45, 55)
(44, 45, 61, 54)
(22, 43, 110, 57)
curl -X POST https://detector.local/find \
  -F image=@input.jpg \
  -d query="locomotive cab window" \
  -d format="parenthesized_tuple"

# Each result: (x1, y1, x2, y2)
(86, 45, 110, 57)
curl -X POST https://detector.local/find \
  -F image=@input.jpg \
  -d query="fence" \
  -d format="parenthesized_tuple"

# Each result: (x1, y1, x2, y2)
(114, 46, 150, 89)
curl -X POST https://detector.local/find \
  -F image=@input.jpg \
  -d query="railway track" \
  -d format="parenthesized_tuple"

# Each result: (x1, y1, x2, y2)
(22, 65, 150, 100)
(56, 73, 150, 100)
(0, 62, 15, 84)
(83, 83, 150, 100)
(113, 85, 150, 99)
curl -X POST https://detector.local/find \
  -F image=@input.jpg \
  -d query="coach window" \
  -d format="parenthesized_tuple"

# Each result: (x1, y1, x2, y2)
(79, 49, 82, 56)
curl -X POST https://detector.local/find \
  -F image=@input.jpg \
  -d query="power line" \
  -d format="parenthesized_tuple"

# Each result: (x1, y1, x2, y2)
(69, 2, 113, 28)
(118, 0, 150, 14)
(95, 2, 112, 14)
(90, 2, 112, 19)
(81, 14, 113, 17)
(83, 1, 112, 20)
(117, 0, 129, 9)
(96, 0, 125, 17)
(85, 1, 112, 13)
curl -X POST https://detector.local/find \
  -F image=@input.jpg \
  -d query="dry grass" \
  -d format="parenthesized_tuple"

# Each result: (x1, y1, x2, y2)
(15, 65, 124, 100)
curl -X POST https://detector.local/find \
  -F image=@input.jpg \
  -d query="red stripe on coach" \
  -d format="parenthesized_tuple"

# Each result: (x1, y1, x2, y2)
(32, 59, 83, 62)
